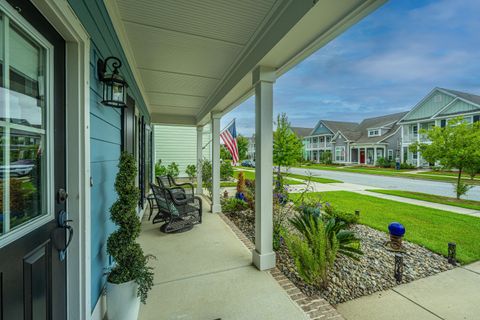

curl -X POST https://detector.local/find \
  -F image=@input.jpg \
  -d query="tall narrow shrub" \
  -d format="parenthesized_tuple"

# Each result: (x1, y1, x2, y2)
(107, 152, 154, 303)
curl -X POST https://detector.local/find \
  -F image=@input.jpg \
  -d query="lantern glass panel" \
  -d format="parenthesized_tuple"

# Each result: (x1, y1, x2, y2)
(112, 82, 124, 103)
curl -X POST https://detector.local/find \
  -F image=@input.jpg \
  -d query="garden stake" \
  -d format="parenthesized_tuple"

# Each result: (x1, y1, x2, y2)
(448, 242, 457, 265)
(394, 254, 403, 283)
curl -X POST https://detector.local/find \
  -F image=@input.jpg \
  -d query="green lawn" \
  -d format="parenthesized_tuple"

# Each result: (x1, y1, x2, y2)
(233, 170, 302, 185)
(297, 164, 480, 185)
(291, 191, 480, 264)
(284, 172, 341, 184)
(418, 171, 480, 180)
(368, 189, 480, 211)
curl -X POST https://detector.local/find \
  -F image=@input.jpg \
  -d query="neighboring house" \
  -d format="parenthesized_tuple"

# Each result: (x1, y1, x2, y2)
(399, 87, 480, 167)
(291, 127, 313, 160)
(154, 124, 212, 176)
(304, 120, 358, 162)
(332, 112, 407, 165)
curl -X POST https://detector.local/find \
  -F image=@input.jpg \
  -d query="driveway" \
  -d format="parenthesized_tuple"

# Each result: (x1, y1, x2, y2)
(287, 167, 480, 201)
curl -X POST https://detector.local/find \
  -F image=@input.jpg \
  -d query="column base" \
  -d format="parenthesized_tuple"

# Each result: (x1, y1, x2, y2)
(252, 250, 276, 271)
(212, 203, 221, 213)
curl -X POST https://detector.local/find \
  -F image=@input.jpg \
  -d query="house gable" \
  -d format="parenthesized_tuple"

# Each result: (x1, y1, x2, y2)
(311, 121, 333, 135)
(437, 99, 480, 117)
(402, 89, 454, 122)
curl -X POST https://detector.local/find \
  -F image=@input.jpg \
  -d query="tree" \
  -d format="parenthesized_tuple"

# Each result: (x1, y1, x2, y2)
(237, 135, 249, 160)
(410, 117, 480, 199)
(273, 113, 304, 173)
(220, 145, 232, 160)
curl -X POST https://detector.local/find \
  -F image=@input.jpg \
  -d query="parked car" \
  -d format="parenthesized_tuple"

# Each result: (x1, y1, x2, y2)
(0, 159, 35, 177)
(241, 160, 255, 168)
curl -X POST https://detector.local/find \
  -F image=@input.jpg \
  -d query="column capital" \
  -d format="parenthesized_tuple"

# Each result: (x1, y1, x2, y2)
(211, 112, 222, 120)
(196, 126, 203, 132)
(252, 65, 276, 86)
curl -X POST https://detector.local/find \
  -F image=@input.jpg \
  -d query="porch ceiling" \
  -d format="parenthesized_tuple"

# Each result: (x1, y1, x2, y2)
(106, 0, 386, 125)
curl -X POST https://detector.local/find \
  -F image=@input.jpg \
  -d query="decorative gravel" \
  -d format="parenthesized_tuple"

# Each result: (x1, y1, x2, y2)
(224, 209, 455, 305)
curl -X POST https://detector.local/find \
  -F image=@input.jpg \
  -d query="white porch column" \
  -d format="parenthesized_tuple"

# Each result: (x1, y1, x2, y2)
(416, 122, 421, 167)
(196, 126, 203, 195)
(211, 114, 222, 213)
(252, 65, 276, 270)
(373, 146, 377, 165)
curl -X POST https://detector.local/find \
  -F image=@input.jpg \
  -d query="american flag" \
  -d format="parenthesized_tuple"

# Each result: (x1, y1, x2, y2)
(220, 119, 239, 165)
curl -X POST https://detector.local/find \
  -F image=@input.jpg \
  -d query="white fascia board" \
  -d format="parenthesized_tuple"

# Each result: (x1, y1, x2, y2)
(103, 0, 151, 113)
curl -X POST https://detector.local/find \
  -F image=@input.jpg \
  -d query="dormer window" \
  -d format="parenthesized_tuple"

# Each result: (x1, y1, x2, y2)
(368, 129, 380, 137)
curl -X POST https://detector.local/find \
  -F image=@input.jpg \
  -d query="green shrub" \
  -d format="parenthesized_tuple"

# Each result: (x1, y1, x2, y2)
(155, 159, 167, 176)
(287, 211, 362, 286)
(324, 205, 359, 225)
(220, 160, 234, 181)
(167, 162, 179, 178)
(221, 197, 249, 214)
(320, 151, 332, 165)
(201, 159, 213, 200)
(107, 152, 154, 303)
(400, 162, 416, 170)
(185, 164, 196, 181)
(376, 157, 394, 168)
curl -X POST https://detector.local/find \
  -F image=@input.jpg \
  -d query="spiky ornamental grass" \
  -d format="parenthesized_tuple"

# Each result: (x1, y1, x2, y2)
(107, 152, 154, 304)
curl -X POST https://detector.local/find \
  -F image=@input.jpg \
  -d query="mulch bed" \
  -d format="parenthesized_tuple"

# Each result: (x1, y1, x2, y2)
(224, 209, 455, 305)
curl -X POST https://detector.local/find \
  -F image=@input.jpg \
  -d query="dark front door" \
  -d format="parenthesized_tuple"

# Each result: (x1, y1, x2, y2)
(0, 1, 67, 319)
(360, 149, 365, 164)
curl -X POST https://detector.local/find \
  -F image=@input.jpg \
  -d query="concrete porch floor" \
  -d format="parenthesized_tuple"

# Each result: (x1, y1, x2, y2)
(138, 207, 308, 320)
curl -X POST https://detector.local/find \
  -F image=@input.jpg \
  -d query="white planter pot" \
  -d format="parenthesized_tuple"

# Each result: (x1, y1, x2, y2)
(106, 280, 141, 320)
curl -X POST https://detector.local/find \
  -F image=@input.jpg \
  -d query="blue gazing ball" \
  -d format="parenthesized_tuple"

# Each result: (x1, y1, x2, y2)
(388, 222, 405, 237)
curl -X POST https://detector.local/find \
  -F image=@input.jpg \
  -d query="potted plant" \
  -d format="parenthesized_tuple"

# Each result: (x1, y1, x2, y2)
(106, 152, 154, 320)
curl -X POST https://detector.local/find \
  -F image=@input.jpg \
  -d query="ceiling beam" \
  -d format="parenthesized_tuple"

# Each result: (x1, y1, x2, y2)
(151, 113, 197, 126)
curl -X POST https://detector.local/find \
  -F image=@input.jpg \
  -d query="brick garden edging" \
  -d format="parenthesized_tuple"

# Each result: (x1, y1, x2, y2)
(219, 213, 345, 320)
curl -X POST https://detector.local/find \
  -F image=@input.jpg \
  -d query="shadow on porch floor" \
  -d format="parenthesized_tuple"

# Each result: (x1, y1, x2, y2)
(138, 202, 308, 320)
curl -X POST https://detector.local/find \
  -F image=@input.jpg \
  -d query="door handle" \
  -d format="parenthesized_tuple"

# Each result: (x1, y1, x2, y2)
(53, 210, 74, 261)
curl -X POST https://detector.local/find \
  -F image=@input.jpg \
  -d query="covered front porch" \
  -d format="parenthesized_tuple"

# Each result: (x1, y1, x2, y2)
(138, 203, 310, 319)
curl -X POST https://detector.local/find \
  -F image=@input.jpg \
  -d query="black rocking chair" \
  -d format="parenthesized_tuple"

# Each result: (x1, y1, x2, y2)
(156, 175, 194, 202)
(150, 183, 202, 233)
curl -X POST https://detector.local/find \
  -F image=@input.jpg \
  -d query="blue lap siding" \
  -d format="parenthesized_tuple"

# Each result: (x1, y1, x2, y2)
(67, 0, 150, 311)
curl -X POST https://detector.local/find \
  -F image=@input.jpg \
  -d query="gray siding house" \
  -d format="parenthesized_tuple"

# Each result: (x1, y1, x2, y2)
(304, 120, 358, 162)
(399, 88, 480, 167)
(335, 112, 407, 165)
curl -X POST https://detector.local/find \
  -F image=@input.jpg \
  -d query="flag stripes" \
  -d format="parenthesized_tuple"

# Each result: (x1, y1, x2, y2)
(220, 120, 239, 164)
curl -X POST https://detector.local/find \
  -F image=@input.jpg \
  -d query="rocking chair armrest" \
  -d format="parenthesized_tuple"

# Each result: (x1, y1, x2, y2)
(172, 181, 194, 193)
(169, 186, 186, 193)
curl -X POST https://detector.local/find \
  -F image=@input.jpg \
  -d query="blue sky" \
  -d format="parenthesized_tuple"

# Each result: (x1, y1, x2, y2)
(221, 0, 480, 136)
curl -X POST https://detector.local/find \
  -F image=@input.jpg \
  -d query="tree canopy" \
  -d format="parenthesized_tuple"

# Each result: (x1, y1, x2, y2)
(410, 117, 480, 198)
(273, 113, 304, 171)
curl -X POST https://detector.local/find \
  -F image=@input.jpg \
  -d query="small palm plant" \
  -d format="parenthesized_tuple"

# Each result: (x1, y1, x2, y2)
(286, 210, 362, 287)
(107, 152, 154, 303)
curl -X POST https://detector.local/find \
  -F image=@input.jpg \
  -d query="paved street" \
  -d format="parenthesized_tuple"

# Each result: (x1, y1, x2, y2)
(287, 167, 480, 201)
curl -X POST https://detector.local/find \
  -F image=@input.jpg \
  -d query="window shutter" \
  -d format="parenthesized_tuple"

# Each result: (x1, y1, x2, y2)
(440, 119, 446, 128)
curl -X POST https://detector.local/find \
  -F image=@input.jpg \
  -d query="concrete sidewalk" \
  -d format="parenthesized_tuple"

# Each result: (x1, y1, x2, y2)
(337, 263, 480, 320)
(138, 208, 309, 320)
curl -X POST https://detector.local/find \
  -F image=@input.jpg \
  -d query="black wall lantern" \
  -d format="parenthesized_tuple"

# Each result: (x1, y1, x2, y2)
(97, 56, 128, 108)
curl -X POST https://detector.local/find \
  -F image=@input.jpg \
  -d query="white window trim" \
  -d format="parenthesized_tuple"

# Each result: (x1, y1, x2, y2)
(368, 128, 380, 137)
(0, 0, 55, 248)
(387, 149, 394, 160)
(335, 146, 345, 162)
(32, 1, 91, 319)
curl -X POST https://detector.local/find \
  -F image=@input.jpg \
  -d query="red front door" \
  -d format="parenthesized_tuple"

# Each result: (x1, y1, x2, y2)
(360, 149, 365, 164)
